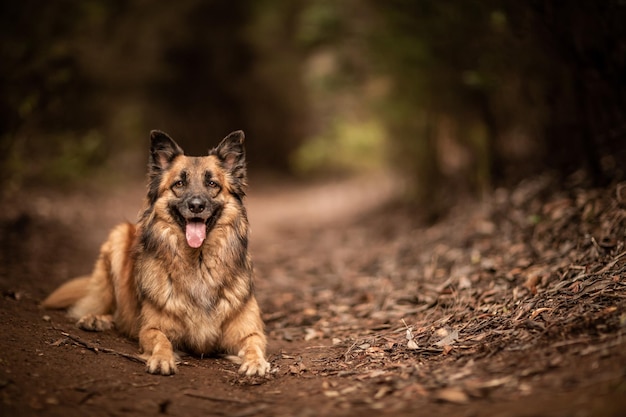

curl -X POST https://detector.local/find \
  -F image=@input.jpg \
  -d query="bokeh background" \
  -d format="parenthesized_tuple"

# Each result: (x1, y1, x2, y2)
(2, 0, 626, 210)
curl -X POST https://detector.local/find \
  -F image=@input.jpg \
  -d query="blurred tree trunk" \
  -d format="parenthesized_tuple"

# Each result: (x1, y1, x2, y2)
(146, 0, 307, 173)
(0, 0, 309, 193)
(519, 0, 626, 184)
(369, 0, 626, 208)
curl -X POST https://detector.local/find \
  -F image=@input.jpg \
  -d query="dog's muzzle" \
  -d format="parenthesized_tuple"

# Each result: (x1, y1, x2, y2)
(179, 196, 213, 249)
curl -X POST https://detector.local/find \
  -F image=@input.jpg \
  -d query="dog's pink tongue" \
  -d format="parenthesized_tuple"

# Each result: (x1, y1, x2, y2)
(185, 222, 206, 248)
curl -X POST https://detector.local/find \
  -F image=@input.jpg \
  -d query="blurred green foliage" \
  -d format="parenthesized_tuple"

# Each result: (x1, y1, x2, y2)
(292, 118, 386, 176)
(369, 0, 626, 203)
(1, 0, 625, 207)
(295, 0, 625, 204)
(0, 0, 308, 193)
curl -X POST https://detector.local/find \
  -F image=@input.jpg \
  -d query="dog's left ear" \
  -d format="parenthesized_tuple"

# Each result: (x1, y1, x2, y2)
(214, 130, 246, 178)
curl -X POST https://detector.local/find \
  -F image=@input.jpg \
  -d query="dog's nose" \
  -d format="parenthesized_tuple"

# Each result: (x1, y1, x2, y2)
(188, 198, 206, 214)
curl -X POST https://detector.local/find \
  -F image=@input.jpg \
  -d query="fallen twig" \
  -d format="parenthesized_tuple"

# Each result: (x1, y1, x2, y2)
(51, 325, 144, 364)
(183, 389, 269, 404)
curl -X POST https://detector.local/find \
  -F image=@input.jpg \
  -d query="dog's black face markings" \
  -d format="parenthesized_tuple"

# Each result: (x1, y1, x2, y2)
(141, 130, 248, 250)
(211, 130, 247, 201)
(204, 171, 221, 191)
(167, 165, 224, 239)
(147, 130, 185, 206)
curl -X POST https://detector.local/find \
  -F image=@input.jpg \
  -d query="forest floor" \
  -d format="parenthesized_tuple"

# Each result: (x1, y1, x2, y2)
(1, 171, 626, 417)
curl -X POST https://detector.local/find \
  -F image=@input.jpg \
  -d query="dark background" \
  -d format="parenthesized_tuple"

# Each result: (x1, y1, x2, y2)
(1, 0, 625, 210)
(1, 4, 626, 415)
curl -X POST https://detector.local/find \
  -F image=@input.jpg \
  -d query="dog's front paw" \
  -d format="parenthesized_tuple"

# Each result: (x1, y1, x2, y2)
(239, 356, 270, 377)
(77, 314, 114, 332)
(146, 353, 177, 376)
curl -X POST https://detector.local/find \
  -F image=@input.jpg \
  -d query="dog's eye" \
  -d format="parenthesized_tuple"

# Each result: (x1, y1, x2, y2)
(207, 180, 218, 188)
(173, 180, 185, 189)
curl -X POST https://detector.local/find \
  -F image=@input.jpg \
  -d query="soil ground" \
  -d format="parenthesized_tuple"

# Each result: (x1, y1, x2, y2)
(1, 172, 626, 417)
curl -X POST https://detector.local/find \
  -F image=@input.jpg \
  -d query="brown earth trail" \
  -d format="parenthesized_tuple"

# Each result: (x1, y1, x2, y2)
(1, 174, 625, 417)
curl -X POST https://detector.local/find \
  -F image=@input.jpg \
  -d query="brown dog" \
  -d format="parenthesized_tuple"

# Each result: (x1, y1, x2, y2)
(43, 130, 270, 376)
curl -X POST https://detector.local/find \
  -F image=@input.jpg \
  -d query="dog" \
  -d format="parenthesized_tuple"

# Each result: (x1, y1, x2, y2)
(42, 130, 270, 377)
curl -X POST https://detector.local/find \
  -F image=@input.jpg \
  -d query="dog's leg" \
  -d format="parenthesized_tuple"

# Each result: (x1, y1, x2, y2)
(68, 223, 136, 328)
(139, 327, 177, 375)
(236, 332, 270, 377)
(222, 297, 270, 376)
(71, 265, 114, 332)
(69, 252, 115, 329)
(77, 314, 114, 331)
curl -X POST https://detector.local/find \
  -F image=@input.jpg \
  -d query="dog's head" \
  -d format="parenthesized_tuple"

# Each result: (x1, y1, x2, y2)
(146, 130, 247, 248)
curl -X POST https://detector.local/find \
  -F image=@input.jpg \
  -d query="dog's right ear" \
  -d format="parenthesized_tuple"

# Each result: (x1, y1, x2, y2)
(150, 130, 184, 171)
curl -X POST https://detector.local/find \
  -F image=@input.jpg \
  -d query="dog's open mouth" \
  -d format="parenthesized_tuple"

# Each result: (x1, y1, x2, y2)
(185, 219, 207, 248)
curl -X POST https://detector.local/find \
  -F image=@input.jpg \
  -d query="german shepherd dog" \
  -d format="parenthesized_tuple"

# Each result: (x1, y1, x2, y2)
(43, 130, 270, 377)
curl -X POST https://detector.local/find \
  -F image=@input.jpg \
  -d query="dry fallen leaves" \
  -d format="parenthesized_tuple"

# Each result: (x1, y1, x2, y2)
(433, 387, 469, 404)
(253, 175, 626, 409)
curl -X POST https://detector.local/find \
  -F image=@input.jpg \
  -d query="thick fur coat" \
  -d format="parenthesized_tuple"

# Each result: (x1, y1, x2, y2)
(43, 130, 270, 376)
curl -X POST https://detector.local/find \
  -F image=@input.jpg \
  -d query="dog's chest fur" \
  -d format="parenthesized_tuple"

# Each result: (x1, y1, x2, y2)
(136, 222, 252, 353)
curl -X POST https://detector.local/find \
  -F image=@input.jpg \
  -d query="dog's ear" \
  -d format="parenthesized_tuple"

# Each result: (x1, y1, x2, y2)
(150, 130, 184, 171)
(214, 130, 246, 178)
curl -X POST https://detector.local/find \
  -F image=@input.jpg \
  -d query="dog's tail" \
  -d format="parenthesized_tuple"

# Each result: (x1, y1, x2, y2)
(41, 276, 91, 310)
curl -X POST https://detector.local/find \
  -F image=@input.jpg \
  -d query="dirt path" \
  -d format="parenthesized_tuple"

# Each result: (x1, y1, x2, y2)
(1, 174, 626, 416)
